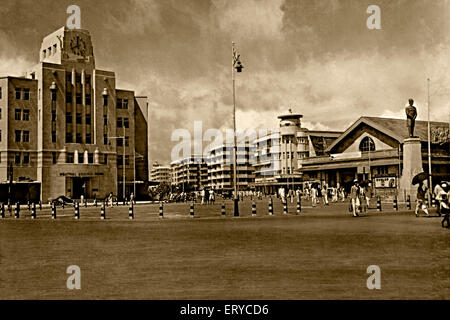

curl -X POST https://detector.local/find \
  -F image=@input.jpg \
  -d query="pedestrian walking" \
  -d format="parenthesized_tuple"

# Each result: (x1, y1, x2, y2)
(415, 180, 429, 216)
(311, 185, 317, 207)
(350, 179, 360, 217)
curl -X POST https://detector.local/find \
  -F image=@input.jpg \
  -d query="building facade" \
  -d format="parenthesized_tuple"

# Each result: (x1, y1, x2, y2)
(171, 156, 207, 191)
(251, 111, 341, 193)
(206, 143, 255, 191)
(150, 162, 172, 185)
(300, 116, 450, 197)
(0, 27, 149, 202)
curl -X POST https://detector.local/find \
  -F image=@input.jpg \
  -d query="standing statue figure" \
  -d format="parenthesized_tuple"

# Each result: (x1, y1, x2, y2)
(405, 98, 417, 138)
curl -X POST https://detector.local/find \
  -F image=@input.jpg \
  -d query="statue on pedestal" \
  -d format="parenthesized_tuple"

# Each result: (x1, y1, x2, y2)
(405, 98, 417, 138)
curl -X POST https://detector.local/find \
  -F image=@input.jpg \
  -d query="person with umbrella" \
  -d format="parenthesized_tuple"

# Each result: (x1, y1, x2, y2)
(414, 174, 430, 217)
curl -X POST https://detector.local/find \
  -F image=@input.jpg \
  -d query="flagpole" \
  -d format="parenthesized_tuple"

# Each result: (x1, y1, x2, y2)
(232, 42, 239, 217)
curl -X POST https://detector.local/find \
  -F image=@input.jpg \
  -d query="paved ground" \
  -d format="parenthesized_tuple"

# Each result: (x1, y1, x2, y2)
(0, 199, 448, 299)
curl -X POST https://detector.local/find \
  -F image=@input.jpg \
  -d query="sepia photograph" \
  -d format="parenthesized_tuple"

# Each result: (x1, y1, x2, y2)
(0, 0, 449, 311)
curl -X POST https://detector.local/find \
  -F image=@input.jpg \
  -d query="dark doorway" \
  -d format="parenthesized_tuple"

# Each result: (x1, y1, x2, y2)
(72, 178, 88, 199)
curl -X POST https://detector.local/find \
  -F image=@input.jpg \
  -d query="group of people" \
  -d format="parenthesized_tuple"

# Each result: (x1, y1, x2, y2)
(348, 180, 372, 217)
(415, 180, 450, 226)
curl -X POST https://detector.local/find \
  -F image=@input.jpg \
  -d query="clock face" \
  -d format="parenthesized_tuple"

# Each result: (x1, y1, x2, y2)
(70, 36, 87, 56)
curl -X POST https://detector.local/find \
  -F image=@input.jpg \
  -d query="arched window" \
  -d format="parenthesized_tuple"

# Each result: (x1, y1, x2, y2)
(359, 136, 375, 152)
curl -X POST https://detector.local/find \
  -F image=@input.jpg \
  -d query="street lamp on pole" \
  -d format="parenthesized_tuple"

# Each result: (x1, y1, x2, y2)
(232, 42, 244, 217)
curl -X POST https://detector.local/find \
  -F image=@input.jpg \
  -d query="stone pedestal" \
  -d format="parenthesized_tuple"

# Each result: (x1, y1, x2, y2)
(399, 137, 423, 201)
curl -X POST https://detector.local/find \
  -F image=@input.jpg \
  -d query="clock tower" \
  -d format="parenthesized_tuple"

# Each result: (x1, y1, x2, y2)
(39, 26, 95, 68)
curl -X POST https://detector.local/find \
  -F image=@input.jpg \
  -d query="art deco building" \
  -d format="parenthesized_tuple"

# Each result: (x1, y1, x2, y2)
(251, 111, 341, 193)
(171, 155, 207, 191)
(206, 143, 255, 191)
(0, 27, 149, 202)
(150, 162, 172, 185)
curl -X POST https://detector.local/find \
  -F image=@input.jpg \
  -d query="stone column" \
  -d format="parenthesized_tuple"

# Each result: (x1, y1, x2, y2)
(399, 137, 423, 201)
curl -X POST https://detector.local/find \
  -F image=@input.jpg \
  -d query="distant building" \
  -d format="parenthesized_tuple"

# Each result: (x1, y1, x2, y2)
(206, 143, 255, 191)
(171, 156, 207, 191)
(150, 162, 171, 185)
(251, 111, 341, 193)
(0, 27, 149, 201)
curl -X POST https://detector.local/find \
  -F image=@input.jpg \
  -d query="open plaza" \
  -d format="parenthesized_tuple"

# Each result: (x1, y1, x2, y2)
(0, 198, 448, 300)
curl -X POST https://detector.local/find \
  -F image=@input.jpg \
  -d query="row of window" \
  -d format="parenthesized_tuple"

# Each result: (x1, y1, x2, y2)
(15, 109, 30, 121)
(117, 98, 129, 109)
(66, 73, 91, 86)
(15, 88, 30, 100)
(66, 152, 97, 164)
(43, 43, 58, 58)
(66, 92, 91, 105)
(66, 112, 92, 125)
(66, 133, 93, 144)
(5, 152, 125, 166)
(117, 117, 129, 128)
(15, 130, 30, 142)
(14, 152, 30, 165)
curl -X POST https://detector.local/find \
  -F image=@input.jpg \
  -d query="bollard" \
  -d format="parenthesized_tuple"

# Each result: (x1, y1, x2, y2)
(252, 201, 256, 217)
(14, 202, 20, 219)
(74, 201, 80, 219)
(39, 200, 42, 211)
(221, 203, 226, 216)
(407, 195, 411, 210)
(27, 200, 31, 211)
(393, 196, 398, 211)
(296, 197, 301, 214)
(159, 202, 164, 218)
(377, 196, 382, 212)
(31, 202, 36, 219)
(283, 199, 288, 215)
(101, 202, 106, 220)
(431, 196, 436, 208)
(51, 202, 56, 219)
(190, 203, 194, 218)
(0, 203, 4, 219)
(268, 197, 273, 216)
(128, 203, 134, 220)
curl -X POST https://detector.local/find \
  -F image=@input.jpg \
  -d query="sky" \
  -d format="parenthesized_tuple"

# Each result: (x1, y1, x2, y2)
(0, 0, 449, 164)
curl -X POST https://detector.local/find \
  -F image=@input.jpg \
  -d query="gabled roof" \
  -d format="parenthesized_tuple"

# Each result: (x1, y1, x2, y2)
(325, 116, 449, 153)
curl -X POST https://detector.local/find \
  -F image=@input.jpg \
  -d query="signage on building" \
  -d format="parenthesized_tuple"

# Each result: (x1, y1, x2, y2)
(431, 126, 450, 145)
(374, 177, 397, 188)
(60, 172, 104, 177)
(330, 152, 362, 160)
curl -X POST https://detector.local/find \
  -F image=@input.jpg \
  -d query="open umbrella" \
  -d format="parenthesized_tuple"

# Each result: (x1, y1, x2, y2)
(412, 172, 428, 185)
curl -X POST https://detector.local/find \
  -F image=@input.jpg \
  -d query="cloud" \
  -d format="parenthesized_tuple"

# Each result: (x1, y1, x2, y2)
(0, 0, 449, 165)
